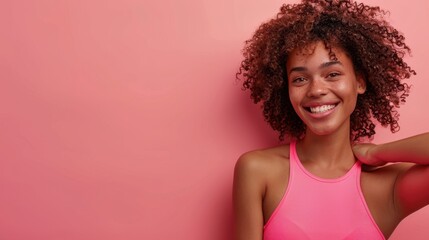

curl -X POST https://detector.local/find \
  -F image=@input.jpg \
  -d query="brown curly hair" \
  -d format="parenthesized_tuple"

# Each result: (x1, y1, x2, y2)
(237, 0, 415, 141)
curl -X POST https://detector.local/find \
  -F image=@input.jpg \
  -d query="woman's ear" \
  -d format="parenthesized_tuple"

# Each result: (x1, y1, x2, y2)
(357, 75, 366, 94)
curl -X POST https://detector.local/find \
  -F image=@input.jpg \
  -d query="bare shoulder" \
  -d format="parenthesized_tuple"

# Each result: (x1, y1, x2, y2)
(234, 144, 291, 206)
(233, 145, 290, 239)
(363, 162, 415, 177)
(360, 162, 416, 210)
(361, 162, 415, 187)
(360, 162, 417, 236)
(234, 144, 292, 226)
(235, 144, 291, 179)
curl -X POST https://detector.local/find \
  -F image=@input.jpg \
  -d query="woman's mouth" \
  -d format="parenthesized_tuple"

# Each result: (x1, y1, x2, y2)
(305, 104, 338, 114)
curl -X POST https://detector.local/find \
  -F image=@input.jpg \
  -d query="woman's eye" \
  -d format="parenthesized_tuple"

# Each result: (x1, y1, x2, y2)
(292, 77, 306, 83)
(327, 72, 340, 78)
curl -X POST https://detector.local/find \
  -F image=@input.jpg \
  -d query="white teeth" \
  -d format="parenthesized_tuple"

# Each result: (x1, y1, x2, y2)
(309, 104, 336, 113)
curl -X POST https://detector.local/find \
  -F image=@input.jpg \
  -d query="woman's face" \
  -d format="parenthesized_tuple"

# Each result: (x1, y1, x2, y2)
(286, 41, 366, 137)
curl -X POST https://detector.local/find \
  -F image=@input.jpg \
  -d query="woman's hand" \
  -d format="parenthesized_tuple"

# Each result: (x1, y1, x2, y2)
(352, 143, 386, 167)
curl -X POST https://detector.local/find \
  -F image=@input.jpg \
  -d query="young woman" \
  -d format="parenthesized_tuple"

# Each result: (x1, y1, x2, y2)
(233, 0, 429, 239)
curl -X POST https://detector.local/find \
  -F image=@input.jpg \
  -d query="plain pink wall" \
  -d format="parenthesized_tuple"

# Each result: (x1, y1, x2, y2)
(0, 0, 428, 239)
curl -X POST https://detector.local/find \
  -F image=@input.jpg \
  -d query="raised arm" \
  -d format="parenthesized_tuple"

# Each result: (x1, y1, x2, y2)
(233, 153, 266, 240)
(353, 132, 429, 218)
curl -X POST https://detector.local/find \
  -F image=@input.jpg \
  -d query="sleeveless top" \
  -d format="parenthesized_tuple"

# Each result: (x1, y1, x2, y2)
(263, 140, 385, 240)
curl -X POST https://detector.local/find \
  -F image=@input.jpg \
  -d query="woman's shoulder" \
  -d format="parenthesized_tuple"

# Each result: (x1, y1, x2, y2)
(362, 162, 415, 176)
(235, 144, 291, 178)
(361, 162, 415, 190)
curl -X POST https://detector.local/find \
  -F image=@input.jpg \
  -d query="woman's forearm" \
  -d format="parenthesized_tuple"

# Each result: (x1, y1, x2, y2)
(371, 132, 429, 164)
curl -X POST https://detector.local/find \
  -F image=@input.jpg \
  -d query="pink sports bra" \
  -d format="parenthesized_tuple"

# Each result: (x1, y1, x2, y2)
(263, 140, 385, 240)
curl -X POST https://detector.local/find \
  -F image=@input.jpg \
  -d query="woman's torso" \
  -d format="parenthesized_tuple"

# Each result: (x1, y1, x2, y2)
(259, 143, 410, 239)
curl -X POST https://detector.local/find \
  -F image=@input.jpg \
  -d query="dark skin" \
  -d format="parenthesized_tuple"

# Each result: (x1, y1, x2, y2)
(233, 145, 415, 239)
(233, 43, 429, 240)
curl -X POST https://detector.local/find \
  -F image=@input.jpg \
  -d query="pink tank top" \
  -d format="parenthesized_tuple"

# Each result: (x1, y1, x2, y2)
(263, 140, 385, 240)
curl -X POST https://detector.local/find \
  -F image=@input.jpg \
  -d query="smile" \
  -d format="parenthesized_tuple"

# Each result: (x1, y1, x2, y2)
(306, 104, 337, 114)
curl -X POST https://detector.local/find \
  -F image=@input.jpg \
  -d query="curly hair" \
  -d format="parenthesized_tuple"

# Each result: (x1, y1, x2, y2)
(237, 0, 415, 141)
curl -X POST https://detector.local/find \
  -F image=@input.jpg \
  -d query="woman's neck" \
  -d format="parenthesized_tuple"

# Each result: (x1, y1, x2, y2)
(297, 128, 356, 168)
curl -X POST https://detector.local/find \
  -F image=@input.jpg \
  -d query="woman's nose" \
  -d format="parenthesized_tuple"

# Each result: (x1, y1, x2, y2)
(306, 78, 328, 97)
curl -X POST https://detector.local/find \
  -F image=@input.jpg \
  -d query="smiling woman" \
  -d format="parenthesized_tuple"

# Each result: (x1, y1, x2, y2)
(287, 42, 366, 137)
(233, 0, 429, 239)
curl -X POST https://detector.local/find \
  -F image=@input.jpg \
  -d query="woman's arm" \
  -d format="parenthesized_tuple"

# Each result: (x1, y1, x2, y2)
(353, 133, 429, 166)
(233, 152, 266, 240)
(353, 132, 429, 218)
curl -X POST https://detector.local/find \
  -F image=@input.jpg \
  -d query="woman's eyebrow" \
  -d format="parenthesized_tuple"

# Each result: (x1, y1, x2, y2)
(288, 66, 307, 74)
(320, 61, 342, 69)
(289, 61, 343, 74)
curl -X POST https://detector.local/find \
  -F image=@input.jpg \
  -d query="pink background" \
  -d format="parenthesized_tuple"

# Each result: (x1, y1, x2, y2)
(0, 0, 428, 239)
